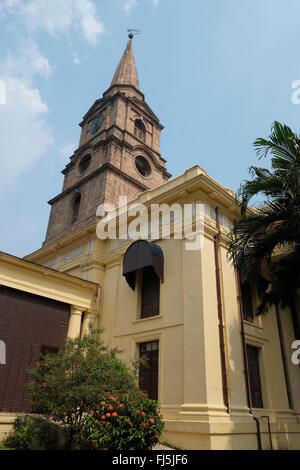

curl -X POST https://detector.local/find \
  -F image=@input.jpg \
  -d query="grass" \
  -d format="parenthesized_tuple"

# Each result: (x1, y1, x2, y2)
(0, 446, 13, 450)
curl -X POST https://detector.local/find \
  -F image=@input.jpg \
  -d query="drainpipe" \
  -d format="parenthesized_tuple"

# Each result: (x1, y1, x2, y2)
(289, 299, 300, 341)
(253, 417, 262, 451)
(236, 273, 262, 451)
(214, 207, 229, 412)
(262, 415, 273, 451)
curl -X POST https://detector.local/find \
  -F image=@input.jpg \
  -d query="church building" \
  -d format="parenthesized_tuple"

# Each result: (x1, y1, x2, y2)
(0, 39, 300, 450)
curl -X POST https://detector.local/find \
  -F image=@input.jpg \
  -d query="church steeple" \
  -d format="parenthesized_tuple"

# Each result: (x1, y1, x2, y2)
(111, 40, 140, 90)
(44, 39, 171, 245)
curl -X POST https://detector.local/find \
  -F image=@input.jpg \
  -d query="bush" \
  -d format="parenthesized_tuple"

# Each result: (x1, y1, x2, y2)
(4, 416, 65, 450)
(86, 394, 164, 450)
(26, 328, 164, 449)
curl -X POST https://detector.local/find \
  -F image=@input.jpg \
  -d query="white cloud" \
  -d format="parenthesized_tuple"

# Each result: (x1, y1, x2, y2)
(0, 76, 53, 191)
(73, 53, 81, 65)
(122, 0, 160, 13)
(60, 142, 77, 162)
(0, 41, 53, 191)
(123, 0, 138, 14)
(0, 0, 23, 15)
(74, 0, 104, 45)
(3, 39, 51, 84)
(1, 0, 105, 45)
(20, 0, 104, 45)
(20, 0, 73, 34)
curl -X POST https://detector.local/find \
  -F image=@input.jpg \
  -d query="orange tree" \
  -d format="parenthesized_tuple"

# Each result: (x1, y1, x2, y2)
(26, 328, 164, 449)
(86, 395, 164, 450)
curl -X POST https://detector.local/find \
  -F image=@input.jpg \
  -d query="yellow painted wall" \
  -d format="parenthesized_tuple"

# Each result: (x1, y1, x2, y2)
(22, 167, 300, 449)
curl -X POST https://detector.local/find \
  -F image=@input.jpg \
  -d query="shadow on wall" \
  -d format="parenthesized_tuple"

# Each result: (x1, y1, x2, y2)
(225, 315, 290, 450)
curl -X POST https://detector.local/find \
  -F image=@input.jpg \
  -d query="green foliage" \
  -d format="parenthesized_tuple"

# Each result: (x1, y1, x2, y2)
(86, 394, 164, 450)
(4, 416, 63, 450)
(228, 121, 300, 334)
(25, 328, 162, 448)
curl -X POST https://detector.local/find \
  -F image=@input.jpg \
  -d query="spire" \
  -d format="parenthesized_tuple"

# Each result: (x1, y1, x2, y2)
(110, 39, 140, 90)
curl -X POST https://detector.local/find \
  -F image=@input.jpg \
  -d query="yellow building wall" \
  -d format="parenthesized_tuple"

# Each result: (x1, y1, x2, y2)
(23, 168, 300, 449)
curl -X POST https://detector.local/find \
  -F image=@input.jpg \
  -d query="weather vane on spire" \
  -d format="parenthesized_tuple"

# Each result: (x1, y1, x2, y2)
(128, 29, 141, 40)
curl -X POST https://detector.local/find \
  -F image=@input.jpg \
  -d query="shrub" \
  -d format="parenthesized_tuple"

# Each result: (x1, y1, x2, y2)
(4, 416, 64, 450)
(25, 328, 162, 449)
(86, 394, 164, 450)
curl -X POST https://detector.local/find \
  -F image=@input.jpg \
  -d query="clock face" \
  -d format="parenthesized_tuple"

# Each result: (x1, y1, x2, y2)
(90, 115, 104, 135)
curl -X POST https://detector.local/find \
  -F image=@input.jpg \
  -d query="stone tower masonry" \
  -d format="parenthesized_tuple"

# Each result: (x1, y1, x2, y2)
(44, 39, 171, 245)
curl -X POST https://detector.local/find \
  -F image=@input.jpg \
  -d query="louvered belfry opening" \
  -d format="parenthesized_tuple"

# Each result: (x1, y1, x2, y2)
(134, 119, 146, 142)
(246, 345, 264, 409)
(0, 286, 69, 413)
(139, 341, 159, 401)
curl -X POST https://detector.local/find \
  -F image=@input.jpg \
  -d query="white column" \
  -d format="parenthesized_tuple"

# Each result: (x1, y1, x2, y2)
(67, 305, 83, 339)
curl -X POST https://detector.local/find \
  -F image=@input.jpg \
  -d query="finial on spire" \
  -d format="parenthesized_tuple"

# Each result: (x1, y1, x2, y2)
(127, 29, 141, 40)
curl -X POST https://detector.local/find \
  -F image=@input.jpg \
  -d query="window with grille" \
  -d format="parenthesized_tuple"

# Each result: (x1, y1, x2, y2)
(246, 345, 263, 408)
(140, 266, 160, 319)
(241, 282, 254, 322)
(139, 341, 159, 400)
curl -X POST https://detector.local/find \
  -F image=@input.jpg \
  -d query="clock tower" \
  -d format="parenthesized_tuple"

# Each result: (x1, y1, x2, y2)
(44, 39, 171, 245)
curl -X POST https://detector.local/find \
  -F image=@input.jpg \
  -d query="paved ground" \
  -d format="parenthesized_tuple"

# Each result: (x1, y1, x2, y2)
(153, 443, 174, 450)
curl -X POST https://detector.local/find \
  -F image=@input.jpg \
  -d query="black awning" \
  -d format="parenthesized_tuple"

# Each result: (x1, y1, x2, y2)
(122, 240, 164, 290)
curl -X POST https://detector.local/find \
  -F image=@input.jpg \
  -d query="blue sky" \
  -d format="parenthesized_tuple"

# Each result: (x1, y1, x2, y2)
(1, 0, 300, 257)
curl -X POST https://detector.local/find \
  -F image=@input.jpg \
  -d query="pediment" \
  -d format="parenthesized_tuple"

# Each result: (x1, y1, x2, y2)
(129, 97, 162, 126)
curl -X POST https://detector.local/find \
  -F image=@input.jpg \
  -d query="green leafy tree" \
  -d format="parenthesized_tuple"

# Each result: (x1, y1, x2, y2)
(228, 121, 300, 337)
(26, 328, 162, 448)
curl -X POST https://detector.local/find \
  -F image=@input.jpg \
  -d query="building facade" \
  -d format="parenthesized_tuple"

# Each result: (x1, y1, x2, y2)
(0, 251, 98, 441)
(1, 40, 300, 449)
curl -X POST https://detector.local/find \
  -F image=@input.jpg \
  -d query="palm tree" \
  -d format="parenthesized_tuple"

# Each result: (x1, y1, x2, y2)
(228, 121, 300, 338)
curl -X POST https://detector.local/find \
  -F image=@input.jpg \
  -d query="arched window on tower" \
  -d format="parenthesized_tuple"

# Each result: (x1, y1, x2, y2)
(134, 119, 146, 142)
(72, 193, 81, 225)
(79, 154, 91, 174)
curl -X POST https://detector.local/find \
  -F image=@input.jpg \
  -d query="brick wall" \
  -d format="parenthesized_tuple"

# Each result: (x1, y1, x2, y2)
(45, 169, 108, 243)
